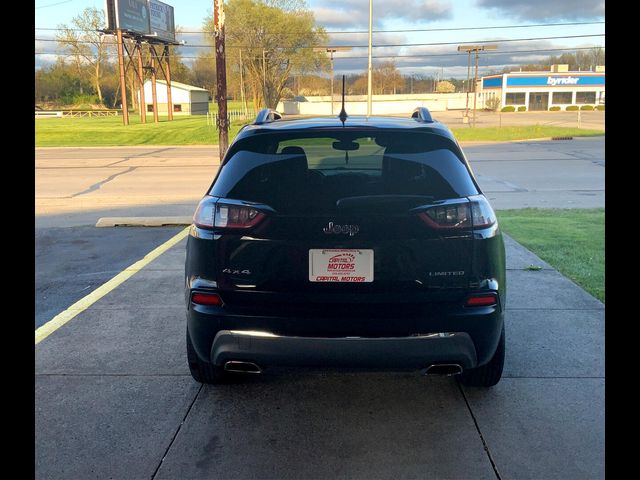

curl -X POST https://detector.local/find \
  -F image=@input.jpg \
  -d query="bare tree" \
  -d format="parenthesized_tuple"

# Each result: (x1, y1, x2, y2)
(57, 7, 112, 104)
(374, 61, 403, 94)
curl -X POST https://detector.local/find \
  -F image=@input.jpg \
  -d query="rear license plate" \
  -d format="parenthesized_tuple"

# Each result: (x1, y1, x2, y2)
(309, 249, 374, 282)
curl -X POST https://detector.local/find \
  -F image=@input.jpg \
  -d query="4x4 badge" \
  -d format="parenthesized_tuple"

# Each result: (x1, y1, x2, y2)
(323, 222, 359, 237)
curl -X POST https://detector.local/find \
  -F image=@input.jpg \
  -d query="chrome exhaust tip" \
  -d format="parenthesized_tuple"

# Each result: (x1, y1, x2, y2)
(424, 364, 463, 376)
(224, 360, 262, 374)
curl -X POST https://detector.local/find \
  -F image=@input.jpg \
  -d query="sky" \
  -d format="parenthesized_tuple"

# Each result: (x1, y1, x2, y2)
(35, 0, 605, 78)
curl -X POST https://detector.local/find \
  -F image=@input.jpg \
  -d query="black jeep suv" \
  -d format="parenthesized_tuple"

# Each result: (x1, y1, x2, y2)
(185, 107, 506, 387)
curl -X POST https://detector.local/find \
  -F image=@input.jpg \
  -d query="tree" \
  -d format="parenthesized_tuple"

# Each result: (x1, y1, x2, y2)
(204, 0, 328, 109)
(57, 7, 112, 104)
(590, 47, 605, 68)
(192, 52, 217, 97)
(435, 80, 455, 93)
(35, 59, 88, 104)
(373, 61, 403, 94)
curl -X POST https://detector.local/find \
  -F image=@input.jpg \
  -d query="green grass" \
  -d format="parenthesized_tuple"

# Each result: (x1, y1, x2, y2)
(208, 100, 255, 112)
(36, 116, 605, 147)
(35, 115, 247, 147)
(496, 208, 604, 302)
(451, 126, 604, 142)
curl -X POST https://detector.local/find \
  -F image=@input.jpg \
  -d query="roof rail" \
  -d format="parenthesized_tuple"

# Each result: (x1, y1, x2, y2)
(411, 107, 434, 123)
(254, 108, 282, 125)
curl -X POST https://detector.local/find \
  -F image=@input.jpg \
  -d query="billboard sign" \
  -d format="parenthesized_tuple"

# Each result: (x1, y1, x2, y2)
(104, 0, 151, 35)
(149, 0, 175, 42)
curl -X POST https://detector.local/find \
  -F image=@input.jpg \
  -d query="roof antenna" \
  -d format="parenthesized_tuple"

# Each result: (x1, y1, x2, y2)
(338, 75, 348, 123)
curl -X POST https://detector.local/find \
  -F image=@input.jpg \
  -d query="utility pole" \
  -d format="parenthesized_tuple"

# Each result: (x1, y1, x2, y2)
(136, 41, 146, 124)
(239, 49, 248, 116)
(457, 44, 497, 128)
(465, 49, 471, 119)
(164, 45, 174, 121)
(367, 0, 373, 116)
(214, 0, 229, 161)
(473, 50, 479, 127)
(116, 29, 129, 125)
(150, 48, 159, 123)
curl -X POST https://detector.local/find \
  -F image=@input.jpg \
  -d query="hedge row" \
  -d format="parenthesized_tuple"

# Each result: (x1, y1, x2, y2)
(500, 104, 604, 112)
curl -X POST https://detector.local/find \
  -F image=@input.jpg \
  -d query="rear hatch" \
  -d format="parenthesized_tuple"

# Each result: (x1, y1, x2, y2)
(204, 129, 481, 309)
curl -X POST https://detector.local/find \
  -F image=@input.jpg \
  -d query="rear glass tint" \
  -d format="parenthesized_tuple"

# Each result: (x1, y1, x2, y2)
(211, 130, 479, 214)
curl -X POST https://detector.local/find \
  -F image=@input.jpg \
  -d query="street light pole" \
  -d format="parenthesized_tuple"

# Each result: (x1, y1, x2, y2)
(315, 46, 351, 116)
(329, 49, 335, 115)
(367, 0, 373, 116)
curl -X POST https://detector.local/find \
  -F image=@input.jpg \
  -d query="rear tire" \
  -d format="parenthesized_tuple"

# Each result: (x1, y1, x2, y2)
(186, 328, 229, 384)
(459, 325, 505, 387)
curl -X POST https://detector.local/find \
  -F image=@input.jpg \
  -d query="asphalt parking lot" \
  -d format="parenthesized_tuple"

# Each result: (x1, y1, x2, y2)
(35, 135, 605, 478)
(35, 231, 604, 479)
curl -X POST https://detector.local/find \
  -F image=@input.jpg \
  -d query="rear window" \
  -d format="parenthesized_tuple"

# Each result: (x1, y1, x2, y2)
(210, 130, 479, 214)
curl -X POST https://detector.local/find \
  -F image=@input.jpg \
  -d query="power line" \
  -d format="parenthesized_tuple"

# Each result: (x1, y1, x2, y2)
(34, 20, 605, 35)
(35, 0, 72, 9)
(35, 45, 606, 61)
(35, 33, 605, 49)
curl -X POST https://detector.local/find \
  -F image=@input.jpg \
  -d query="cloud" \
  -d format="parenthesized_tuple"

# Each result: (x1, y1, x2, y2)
(35, 54, 60, 70)
(313, 0, 452, 29)
(475, 0, 604, 21)
(330, 39, 605, 76)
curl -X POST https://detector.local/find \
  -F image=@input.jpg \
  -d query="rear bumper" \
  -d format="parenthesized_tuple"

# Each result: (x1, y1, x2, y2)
(211, 330, 478, 370)
(187, 302, 504, 370)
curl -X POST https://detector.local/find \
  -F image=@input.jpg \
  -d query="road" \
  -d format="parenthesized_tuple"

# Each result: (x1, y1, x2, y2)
(35, 136, 604, 229)
(434, 109, 605, 130)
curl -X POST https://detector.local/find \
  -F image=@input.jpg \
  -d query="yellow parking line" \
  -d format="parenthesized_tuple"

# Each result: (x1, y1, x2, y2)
(35, 226, 190, 345)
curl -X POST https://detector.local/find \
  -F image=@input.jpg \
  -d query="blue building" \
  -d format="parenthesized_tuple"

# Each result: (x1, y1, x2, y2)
(480, 66, 605, 111)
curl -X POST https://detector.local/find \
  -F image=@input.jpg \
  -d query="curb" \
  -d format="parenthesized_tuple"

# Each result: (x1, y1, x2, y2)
(96, 216, 192, 227)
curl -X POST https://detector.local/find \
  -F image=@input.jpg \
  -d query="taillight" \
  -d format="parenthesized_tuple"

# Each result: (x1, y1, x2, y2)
(192, 197, 266, 230)
(465, 293, 498, 307)
(214, 203, 266, 229)
(469, 195, 497, 228)
(193, 196, 216, 229)
(419, 203, 471, 229)
(418, 196, 496, 229)
(191, 292, 223, 306)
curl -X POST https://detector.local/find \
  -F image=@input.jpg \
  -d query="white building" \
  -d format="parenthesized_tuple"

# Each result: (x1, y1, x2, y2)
(480, 65, 605, 111)
(138, 80, 210, 115)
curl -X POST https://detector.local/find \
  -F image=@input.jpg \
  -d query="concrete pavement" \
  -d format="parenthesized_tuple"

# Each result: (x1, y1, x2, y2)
(35, 233, 604, 479)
